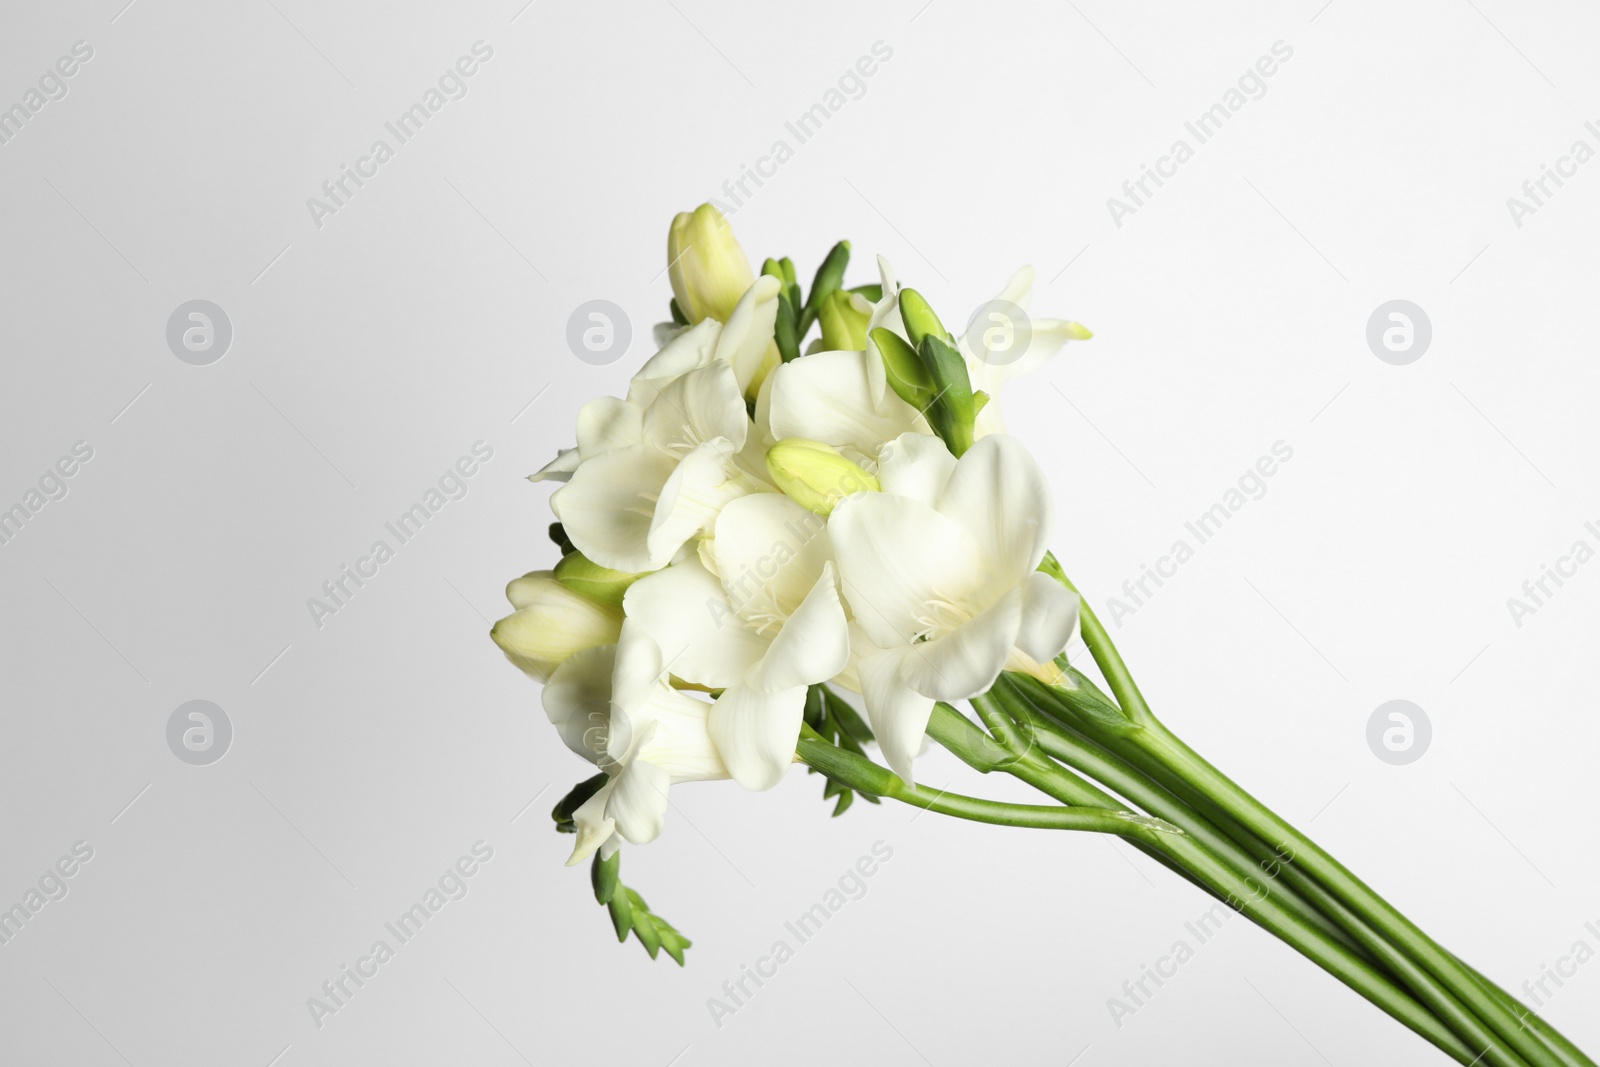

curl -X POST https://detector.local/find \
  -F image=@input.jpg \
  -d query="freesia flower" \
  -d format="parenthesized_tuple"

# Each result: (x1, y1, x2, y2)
(958, 266, 1092, 437)
(544, 625, 728, 865)
(490, 570, 623, 682)
(827, 432, 1079, 785)
(536, 283, 788, 573)
(623, 492, 851, 791)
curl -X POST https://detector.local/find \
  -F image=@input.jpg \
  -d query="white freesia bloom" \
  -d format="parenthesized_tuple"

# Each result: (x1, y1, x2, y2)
(767, 257, 926, 462)
(827, 432, 1080, 785)
(958, 266, 1091, 438)
(538, 280, 787, 573)
(624, 493, 851, 791)
(545, 625, 728, 865)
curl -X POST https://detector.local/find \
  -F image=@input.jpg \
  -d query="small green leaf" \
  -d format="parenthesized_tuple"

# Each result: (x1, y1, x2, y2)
(607, 888, 633, 941)
(591, 850, 620, 904)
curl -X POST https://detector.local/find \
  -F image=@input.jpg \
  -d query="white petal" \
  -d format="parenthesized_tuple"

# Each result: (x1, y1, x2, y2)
(566, 779, 619, 866)
(713, 276, 781, 393)
(1016, 572, 1080, 663)
(855, 645, 934, 788)
(897, 583, 1023, 701)
(646, 440, 755, 564)
(937, 434, 1053, 585)
(637, 688, 727, 783)
(875, 431, 956, 507)
(768, 350, 924, 455)
(607, 759, 671, 844)
(551, 445, 677, 572)
(642, 362, 749, 455)
(575, 396, 644, 458)
(541, 644, 618, 763)
(530, 447, 580, 483)
(753, 563, 851, 691)
(628, 319, 720, 407)
(623, 559, 769, 687)
(826, 491, 987, 650)
(708, 682, 808, 791)
(711, 492, 831, 621)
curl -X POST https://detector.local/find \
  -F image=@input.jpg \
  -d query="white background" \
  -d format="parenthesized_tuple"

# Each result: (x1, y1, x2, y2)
(1, 0, 1596, 1064)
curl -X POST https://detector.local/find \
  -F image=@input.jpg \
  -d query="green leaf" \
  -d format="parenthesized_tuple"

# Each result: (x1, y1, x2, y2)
(591, 849, 620, 904)
(669, 297, 689, 327)
(585, 852, 693, 965)
(849, 282, 884, 302)
(607, 887, 633, 941)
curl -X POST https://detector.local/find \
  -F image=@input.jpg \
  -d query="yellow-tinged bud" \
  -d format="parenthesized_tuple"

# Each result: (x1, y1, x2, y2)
(817, 288, 871, 351)
(667, 203, 754, 324)
(491, 571, 622, 681)
(552, 551, 644, 608)
(765, 439, 879, 516)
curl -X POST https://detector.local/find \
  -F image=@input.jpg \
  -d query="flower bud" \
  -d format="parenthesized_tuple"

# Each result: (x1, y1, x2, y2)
(765, 439, 880, 516)
(817, 289, 870, 351)
(553, 551, 644, 608)
(898, 288, 947, 348)
(870, 326, 934, 411)
(492, 571, 623, 681)
(667, 203, 755, 324)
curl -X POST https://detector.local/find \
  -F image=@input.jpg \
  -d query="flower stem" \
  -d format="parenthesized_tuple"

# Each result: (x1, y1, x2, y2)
(997, 676, 1540, 1067)
(793, 726, 1171, 839)
(1045, 567, 1590, 1067)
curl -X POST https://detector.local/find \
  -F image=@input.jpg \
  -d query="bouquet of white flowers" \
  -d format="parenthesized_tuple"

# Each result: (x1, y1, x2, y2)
(491, 205, 1591, 1067)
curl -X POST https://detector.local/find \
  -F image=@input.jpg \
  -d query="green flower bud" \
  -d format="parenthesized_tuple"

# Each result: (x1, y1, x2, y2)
(817, 289, 870, 352)
(869, 326, 934, 411)
(797, 240, 851, 335)
(898, 288, 947, 348)
(552, 551, 644, 608)
(765, 439, 880, 516)
(491, 571, 622, 681)
(667, 203, 755, 324)
(918, 334, 977, 457)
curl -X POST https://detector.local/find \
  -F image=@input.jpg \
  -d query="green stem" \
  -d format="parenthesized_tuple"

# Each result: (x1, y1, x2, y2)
(1047, 569, 1587, 1067)
(1000, 725, 1488, 1067)
(999, 676, 1535, 1067)
(794, 728, 1168, 840)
